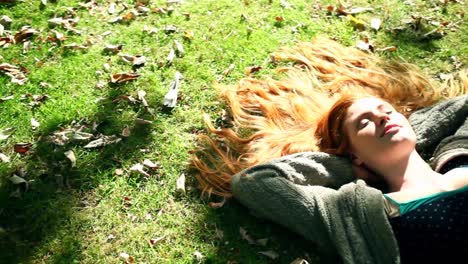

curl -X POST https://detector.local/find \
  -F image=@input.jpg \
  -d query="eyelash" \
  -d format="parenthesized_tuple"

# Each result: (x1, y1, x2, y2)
(359, 110, 393, 128)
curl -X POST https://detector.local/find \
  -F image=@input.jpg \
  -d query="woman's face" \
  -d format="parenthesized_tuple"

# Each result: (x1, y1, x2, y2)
(342, 97, 416, 169)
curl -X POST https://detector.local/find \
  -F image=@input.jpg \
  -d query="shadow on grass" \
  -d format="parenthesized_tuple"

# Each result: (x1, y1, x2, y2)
(196, 199, 334, 264)
(0, 86, 156, 263)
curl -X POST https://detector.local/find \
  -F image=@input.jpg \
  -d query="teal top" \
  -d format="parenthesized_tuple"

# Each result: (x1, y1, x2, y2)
(384, 181, 468, 216)
(384, 166, 468, 216)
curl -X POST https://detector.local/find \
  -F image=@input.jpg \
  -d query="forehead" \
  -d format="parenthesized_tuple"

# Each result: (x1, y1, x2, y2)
(345, 97, 388, 120)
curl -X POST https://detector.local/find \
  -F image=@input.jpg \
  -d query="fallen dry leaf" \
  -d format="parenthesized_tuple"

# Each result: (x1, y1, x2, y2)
(174, 40, 184, 56)
(149, 235, 166, 246)
(64, 43, 88, 50)
(9, 175, 28, 188)
(0, 127, 15, 140)
(258, 250, 279, 260)
(291, 258, 309, 264)
(64, 150, 76, 167)
(347, 15, 366, 30)
(0, 95, 14, 102)
(143, 159, 159, 169)
(370, 18, 382, 31)
(110, 72, 140, 83)
(183, 30, 194, 40)
(193, 251, 204, 262)
(0, 15, 12, 28)
(176, 173, 185, 193)
(115, 168, 124, 175)
(121, 127, 131, 137)
(130, 163, 150, 177)
(14, 142, 32, 154)
(137, 90, 148, 107)
(104, 43, 123, 54)
(135, 118, 153, 125)
(239, 227, 256, 245)
(119, 252, 135, 263)
(166, 48, 175, 65)
(256, 238, 268, 246)
(30, 118, 40, 130)
(245, 65, 262, 76)
(0, 153, 10, 163)
(217, 63, 235, 81)
(14, 26, 38, 43)
(163, 71, 183, 108)
(119, 54, 146, 67)
(83, 135, 121, 148)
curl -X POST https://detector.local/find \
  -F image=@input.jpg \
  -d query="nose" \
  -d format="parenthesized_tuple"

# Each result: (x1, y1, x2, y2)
(373, 111, 390, 126)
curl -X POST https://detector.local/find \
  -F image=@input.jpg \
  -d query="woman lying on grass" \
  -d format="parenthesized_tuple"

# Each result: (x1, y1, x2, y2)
(191, 37, 467, 263)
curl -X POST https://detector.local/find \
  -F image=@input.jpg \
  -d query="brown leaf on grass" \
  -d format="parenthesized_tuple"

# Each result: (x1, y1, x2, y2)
(0, 15, 12, 28)
(0, 153, 9, 163)
(110, 72, 140, 83)
(142, 25, 159, 35)
(347, 15, 366, 30)
(121, 127, 131, 137)
(174, 40, 184, 56)
(0, 63, 28, 85)
(14, 26, 38, 43)
(119, 252, 135, 263)
(137, 90, 148, 107)
(217, 63, 235, 81)
(143, 159, 159, 169)
(107, 2, 116, 14)
(149, 235, 166, 246)
(14, 143, 32, 154)
(0, 35, 15, 48)
(166, 48, 175, 65)
(115, 168, 124, 175)
(22, 41, 31, 54)
(119, 54, 146, 67)
(183, 30, 194, 40)
(151, 7, 168, 14)
(291, 258, 309, 264)
(83, 135, 121, 148)
(275, 16, 284, 22)
(256, 238, 268, 246)
(130, 163, 150, 177)
(135, 118, 153, 125)
(245, 65, 262, 76)
(64, 150, 76, 167)
(0, 127, 15, 140)
(64, 43, 88, 50)
(49, 29, 67, 42)
(208, 197, 226, 209)
(370, 18, 382, 31)
(123, 11, 138, 21)
(176, 173, 185, 193)
(258, 250, 279, 260)
(104, 43, 123, 54)
(239, 227, 256, 245)
(30, 118, 40, 130)
(10, 175, 28, 187)
(193, 251, 204, 262)
(0, 95, 14, 102)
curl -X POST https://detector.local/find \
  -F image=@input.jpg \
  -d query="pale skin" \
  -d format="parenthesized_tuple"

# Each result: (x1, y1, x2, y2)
(343, 97, 468, 202)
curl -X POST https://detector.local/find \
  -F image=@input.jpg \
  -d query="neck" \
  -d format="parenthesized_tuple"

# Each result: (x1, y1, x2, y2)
(377, 150, 440, 192)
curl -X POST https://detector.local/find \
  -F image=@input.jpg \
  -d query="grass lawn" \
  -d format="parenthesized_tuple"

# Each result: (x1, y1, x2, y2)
(0, 0, 466, 263)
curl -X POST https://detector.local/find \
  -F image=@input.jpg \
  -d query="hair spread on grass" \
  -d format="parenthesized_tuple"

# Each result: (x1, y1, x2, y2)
(190, 37, 467, 198)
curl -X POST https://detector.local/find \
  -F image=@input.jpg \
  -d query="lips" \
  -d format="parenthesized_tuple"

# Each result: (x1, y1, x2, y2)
(381, 124, 401, 137)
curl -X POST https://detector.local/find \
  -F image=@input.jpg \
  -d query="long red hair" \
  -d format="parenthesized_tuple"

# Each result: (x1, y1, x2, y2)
(190, 37, 467, 198)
